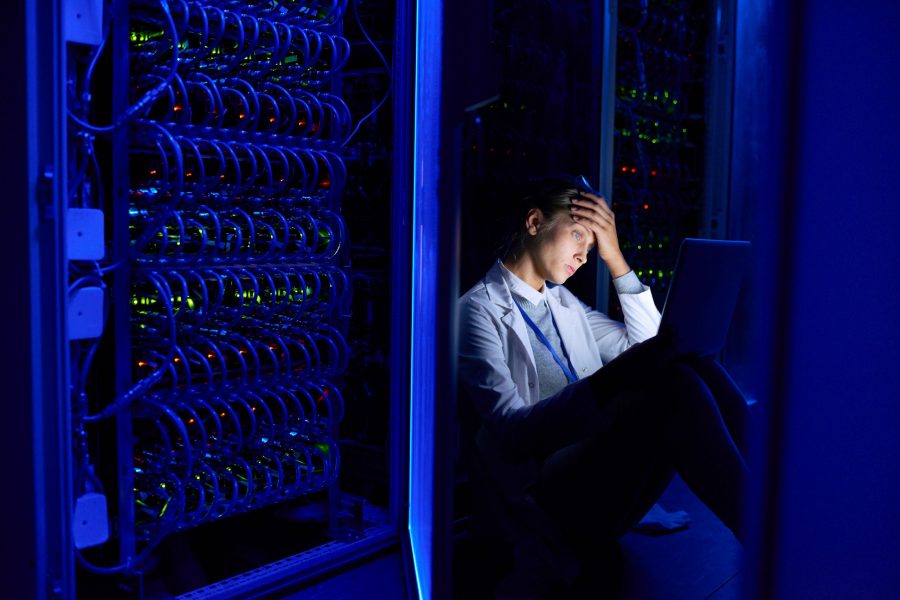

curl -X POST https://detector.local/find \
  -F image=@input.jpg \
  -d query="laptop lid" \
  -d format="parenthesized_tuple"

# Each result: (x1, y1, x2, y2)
(659, 238, 751, 357)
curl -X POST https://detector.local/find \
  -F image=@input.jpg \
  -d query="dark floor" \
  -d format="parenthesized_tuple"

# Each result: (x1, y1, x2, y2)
(453, 474, 742, 599)
(616, 475, 742, 599)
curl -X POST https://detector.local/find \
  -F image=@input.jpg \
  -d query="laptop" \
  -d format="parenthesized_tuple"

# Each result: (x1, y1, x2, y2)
(659, 238, 752, 356)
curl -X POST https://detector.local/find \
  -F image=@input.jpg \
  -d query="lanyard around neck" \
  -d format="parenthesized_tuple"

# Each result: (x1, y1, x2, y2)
(512, 297, 578, 384)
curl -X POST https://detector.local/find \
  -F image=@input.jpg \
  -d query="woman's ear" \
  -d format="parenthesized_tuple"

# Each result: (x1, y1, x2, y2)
(525, 208, 544, 236)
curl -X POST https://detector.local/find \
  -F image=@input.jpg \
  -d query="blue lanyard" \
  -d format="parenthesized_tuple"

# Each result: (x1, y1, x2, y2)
(512, 297, 579, 384)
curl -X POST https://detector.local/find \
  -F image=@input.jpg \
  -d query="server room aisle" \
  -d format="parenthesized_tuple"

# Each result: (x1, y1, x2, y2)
(453, 473, 741, 599)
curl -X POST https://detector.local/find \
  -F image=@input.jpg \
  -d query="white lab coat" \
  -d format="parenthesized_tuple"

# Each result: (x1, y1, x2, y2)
(457, 260, 662, 515)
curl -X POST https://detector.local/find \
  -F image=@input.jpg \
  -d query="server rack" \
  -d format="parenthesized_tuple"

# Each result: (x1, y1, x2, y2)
(610, 0, 728, 313)
(47, 0, 421, 597)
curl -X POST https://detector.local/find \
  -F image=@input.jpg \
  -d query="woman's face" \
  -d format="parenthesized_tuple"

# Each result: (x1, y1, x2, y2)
(530, 211, 595, 284)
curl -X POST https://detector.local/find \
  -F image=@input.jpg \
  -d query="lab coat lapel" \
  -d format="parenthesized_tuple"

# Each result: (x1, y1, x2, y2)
(483, 264, 539, 383)
(546, 289, 592, 379)
(499, 308, 537, 370)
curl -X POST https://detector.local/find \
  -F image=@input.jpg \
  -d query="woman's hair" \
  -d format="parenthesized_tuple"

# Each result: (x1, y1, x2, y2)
(496, 175, 586, 261)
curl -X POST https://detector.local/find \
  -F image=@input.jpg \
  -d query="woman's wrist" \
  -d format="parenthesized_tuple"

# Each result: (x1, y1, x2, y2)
(604, 253, 631, 278)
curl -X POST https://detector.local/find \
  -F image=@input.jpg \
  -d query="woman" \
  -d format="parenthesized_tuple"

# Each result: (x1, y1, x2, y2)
(457, 176, 749, 598)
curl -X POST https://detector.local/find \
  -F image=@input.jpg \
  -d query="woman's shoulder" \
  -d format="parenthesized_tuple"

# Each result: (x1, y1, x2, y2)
(459, 279, 490, 307)
(460, 264, 507, 305)
(458, 271, 512, 322)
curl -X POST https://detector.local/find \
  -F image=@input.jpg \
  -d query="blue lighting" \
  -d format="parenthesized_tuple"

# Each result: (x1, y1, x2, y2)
(409, 1, 442, 598)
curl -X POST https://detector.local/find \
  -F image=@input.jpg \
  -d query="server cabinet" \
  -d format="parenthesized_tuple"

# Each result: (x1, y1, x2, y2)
(39, 0, 421, 597)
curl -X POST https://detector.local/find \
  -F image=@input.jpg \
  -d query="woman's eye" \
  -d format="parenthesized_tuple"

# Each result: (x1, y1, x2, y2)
(573, 230, 583, 240)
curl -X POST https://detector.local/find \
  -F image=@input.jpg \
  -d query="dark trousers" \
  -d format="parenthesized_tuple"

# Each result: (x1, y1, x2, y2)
(530, 357, 749, 559)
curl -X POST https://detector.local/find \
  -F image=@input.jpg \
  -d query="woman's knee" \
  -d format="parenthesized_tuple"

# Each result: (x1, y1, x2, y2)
(655, 362, 719, 413)
(657, 361, 705, 393)
(671, 357, 749, 439)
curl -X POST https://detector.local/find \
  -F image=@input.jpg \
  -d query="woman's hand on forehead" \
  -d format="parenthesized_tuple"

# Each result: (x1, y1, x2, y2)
(570, 191, 630, 278)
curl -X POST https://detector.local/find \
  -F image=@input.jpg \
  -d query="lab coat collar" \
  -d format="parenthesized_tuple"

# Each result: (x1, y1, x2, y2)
(498, 261, 545, 306)
(482, 260, 577, 311)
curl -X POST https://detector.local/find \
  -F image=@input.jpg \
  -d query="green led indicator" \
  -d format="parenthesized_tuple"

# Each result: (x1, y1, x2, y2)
(130, 30, 166, 43)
